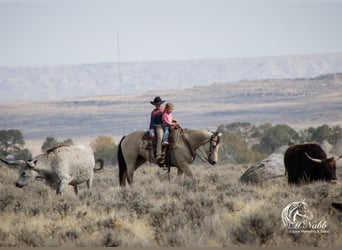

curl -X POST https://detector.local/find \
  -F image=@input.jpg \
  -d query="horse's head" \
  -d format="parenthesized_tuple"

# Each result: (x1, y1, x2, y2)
(203, 131, 222, 165)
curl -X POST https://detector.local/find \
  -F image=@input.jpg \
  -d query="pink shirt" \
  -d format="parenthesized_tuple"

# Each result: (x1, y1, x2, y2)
(162, 112, 174, 126)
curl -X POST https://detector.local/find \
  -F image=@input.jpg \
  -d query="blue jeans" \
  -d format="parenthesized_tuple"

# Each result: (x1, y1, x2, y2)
(163, 126, 169, 142)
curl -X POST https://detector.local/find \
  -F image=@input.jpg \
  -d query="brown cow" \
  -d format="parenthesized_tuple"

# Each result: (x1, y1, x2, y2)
(284, 143, 342, 184)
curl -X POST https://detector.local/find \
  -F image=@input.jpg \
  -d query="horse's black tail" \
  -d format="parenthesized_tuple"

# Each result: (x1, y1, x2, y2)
(117, 136, 127, 186)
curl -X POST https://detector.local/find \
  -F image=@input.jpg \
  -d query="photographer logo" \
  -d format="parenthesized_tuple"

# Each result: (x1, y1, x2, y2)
(281, 199, 329, 234)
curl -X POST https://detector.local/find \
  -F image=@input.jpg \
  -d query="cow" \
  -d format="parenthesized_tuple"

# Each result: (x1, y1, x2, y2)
(284, 143, 342, 184)
(0, 144, 104, 195)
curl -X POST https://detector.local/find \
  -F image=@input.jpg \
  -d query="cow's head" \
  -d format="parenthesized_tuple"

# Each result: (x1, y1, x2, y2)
(0, 159, 38, 188)
(305, 153, 342, 182)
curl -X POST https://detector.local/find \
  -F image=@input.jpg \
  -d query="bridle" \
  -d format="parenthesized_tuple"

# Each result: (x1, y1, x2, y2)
(206, 131, 221, 164)
(196, 131, 221, 165)
(178, 127, 221, 164)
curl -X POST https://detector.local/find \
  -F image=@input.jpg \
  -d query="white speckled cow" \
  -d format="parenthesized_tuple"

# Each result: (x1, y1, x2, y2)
(0, 144, 104, 195)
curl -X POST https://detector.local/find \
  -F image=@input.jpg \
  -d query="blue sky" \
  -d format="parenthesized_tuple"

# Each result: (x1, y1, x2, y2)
(1, 0, 342, 66)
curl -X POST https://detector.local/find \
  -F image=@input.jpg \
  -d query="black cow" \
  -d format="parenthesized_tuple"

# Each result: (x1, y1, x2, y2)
(284, 143, 341, 184)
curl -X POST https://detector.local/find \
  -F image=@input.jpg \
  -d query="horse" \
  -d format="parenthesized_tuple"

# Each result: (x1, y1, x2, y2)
(117, 127, 222, 186)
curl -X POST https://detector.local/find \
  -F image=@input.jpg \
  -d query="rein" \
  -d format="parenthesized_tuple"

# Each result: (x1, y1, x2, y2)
(178, 126, 197, 161)
(196, 132, 220, 164)
(195, 150, 208, 163)
(179, 127, 219, 164)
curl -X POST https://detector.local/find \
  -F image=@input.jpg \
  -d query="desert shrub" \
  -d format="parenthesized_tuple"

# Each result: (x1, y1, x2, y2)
(1, 161, 342, 247)
(177, 176, 198, 192)
(41, 137, 73, 152)
(43, 237, 61, 247)
(150, 200, 187, 246)
(13, 193, 52, 216)
(183, 194, 216, 227)
(97, 216, 123, 231)
(102, 229, 122, 247)
(116, 188, 153, 217)
(288, 229, 330, 247)
(224, 199, 239, 212)
(0, 193, 16, 212)
(301, 182, 330, 203)
(205, 172, 219, 184)
(17, 229, 44, 247)
(230, 205, 278, 245)
(53, 201, 77, 219)
(62, 229, 80, 241)
(91, 136, 118, 165)
(0, 230, 9, 246)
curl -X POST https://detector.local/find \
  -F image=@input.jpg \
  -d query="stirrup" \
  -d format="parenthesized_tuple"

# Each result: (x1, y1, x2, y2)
(157, 157, 164, 164)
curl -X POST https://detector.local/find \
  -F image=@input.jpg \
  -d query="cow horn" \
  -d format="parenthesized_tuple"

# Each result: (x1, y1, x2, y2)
(0, 158, 24, 166)
(26, 160, 37, 168)
(335, 155, 342, 162)
(305, 153, 323, 163)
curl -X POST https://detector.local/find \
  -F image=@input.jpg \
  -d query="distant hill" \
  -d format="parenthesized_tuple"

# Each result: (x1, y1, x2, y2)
(1, 53, 342, 102)
(1, 73, 342, 145)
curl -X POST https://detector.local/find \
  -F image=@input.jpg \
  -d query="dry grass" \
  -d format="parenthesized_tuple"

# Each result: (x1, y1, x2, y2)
(0, 162, 341, 247)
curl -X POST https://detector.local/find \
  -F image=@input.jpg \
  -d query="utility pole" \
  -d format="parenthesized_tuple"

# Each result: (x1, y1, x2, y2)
(117, 33, 122, 96)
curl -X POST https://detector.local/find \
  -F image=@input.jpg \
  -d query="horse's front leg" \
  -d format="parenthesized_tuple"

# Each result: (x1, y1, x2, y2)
(177, 163, 194, 178)
(177, 168, 184, 176)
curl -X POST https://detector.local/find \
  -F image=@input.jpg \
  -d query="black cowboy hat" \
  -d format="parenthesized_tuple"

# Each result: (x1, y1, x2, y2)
(150, 96, 165, 105)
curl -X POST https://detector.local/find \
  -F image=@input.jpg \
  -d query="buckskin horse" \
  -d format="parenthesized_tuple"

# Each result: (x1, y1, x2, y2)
(117, 127, 222, 186)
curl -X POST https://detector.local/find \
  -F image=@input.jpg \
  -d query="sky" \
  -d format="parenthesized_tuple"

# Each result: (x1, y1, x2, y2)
(1, 0, 342, 66)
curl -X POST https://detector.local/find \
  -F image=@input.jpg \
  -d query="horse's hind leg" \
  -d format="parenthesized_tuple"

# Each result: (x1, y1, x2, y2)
(127, 169, 133, 185)
(126, 166, 138, 185)
(125, 159, 137, 185)
(120, 172, 127, 187)
(126, 156, 146, 185)
(73, 185, 78, 195)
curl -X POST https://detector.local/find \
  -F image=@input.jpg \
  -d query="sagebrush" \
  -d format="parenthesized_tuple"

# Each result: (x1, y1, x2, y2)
(0, 162, 341, 247)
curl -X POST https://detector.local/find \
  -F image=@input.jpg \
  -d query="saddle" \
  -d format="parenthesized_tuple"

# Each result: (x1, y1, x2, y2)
(143, 125, 180, 167)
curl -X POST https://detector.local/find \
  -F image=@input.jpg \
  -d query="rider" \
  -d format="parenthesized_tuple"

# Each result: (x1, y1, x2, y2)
(162, 103, 178, 145)
(149, 96, 165, 162)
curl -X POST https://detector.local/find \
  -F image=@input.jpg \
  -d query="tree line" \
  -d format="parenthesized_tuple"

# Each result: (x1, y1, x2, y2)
(1, 123, 341, 166)
(0, 130, 118, 166)
(217, 122, 342, 164)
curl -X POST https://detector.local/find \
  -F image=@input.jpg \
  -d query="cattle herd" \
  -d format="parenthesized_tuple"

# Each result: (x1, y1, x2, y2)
(0, 142, 341, 195)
